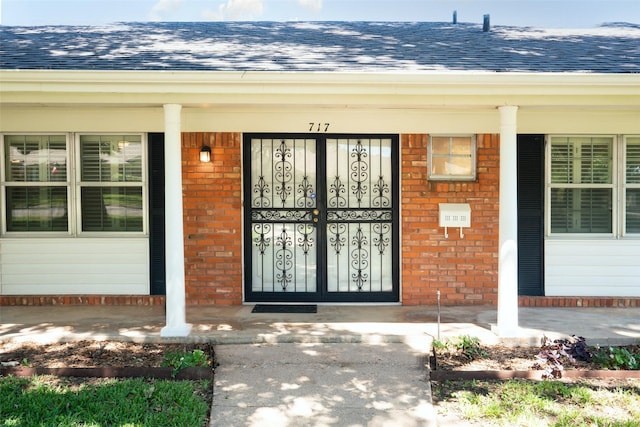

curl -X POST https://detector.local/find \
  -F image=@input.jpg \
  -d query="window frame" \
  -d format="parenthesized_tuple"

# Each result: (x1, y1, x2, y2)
(75, 133, 148, 236)
(0, 132, 148, 237)
(1, 132, 73, 236)
(623, 135, 640, 236)
(545, 134, 640, 239)
(427, 134, 477, 181)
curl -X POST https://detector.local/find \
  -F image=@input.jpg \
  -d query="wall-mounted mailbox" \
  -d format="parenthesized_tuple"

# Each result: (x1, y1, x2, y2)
(439, 203, 471, 238)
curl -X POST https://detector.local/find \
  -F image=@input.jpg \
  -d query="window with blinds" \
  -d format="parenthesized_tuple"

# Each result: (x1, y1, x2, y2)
(79, 135, 144, 232)
(1, 133, 146, 235)
(625, 137, 640, 234)
(3, 134, 69, 232)
(549, 136, 614, 234)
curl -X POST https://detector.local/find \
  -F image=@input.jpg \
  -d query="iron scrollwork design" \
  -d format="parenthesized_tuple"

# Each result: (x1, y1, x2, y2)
(328, 223, 347, 255)
(350, 140, 369, 206)
(351, 226, 369, 291)
(372, 175, 390, 208)
(372, 223, 391, 255)
(327, 210, 392, 222)
(252, 210, 311, 222)
(328, 175, 346, 208)
(253, 223, 272, 255)
(274, 226, 293, 291)
(253, 175, 271, 208)
(297, 175, 315, 208)
(274, 140, 293, 207)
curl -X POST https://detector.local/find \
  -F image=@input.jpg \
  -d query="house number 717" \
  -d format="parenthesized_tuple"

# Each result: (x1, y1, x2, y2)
(309, 122, 330, 132)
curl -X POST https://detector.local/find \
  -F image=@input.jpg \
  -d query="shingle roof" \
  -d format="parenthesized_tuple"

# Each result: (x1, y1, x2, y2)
(1, 21, 639, 73)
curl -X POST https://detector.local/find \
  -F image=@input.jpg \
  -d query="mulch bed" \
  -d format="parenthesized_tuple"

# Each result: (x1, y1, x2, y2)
(430, 344, 640, 381)
(0, 341, 214, 380)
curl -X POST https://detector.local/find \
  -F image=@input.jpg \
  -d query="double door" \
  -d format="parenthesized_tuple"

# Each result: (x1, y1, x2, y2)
(244, 134, 399, 302)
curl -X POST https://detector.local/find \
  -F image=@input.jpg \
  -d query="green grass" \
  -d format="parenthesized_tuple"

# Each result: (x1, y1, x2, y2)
(0, 376, 210, 427)
(434, 379, 640, 427)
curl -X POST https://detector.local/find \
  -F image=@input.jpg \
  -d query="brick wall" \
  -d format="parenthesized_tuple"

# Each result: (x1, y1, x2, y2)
(401, 134, 500, 305)
(181, 132, 243, 305)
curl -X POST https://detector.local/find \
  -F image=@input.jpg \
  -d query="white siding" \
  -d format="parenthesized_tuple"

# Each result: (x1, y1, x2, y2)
(545, 240, 640, 297)
(0, 238, 149, 295)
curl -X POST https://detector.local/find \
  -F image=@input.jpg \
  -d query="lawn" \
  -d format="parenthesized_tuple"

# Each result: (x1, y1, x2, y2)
(433, 378, 640, 427)
(0, 375, 210, 427)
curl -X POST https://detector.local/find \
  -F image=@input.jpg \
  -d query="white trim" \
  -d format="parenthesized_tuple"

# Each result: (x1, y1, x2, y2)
(623, 135, 640, 236)
(161, 103, 191, 338)
(545, 134, 640, 238)
(2, 71, 639, 109)
(74, 132, 148, 236)
(497, 105, 519, 338)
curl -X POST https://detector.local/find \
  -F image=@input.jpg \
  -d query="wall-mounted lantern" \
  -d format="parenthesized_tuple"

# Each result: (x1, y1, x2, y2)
(199, 145, 211, 162)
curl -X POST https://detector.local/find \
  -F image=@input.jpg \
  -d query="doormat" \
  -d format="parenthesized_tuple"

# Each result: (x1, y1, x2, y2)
(252, 304, 317, 314)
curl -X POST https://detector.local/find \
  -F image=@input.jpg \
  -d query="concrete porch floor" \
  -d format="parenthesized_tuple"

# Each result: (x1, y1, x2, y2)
(1, 304, 638, 347)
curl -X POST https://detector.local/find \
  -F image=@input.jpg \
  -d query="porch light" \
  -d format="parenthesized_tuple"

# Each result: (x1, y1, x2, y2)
(199, 145, 211, 162)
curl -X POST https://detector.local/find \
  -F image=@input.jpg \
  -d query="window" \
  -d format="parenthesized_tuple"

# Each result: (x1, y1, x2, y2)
(428, 135, 476, 181)
(548, 135, 639, 236)
(625, 136, 640, 233)
(3, 134, 69, 232)
(1, 133, 145, 235)
(79, 135, 143, 232)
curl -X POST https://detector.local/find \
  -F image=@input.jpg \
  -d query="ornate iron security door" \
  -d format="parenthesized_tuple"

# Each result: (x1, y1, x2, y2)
(244, 134, 399, 303)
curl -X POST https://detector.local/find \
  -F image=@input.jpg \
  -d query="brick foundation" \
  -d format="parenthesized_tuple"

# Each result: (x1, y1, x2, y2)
(4, 295, 638, 307)
(519, 296, 640, 308)
(0, 295, 166, 306)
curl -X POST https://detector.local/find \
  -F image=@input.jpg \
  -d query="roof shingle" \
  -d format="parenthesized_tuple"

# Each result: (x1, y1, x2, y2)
(1, 21, 639, 73)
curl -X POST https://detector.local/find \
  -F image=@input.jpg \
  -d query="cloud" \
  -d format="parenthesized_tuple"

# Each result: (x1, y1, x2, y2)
(149, 0, 184, 21)
(297, 0, 322, 13)
(203, 0, 265, 21)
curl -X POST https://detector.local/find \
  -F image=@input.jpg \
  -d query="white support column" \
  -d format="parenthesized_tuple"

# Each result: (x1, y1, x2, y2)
(161, 104, 192, 338)
(497, 105, 520, 337)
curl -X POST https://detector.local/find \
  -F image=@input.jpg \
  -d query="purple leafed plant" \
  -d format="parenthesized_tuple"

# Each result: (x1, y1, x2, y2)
(533, 335, 591, 379)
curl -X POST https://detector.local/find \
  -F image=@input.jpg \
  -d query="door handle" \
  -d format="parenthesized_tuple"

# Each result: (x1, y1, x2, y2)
(312, 209, 320, 224)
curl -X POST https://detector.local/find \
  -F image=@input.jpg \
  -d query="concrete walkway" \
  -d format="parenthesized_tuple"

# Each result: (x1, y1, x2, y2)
(212, 342, 435, 426)
(1, 304, 639, 426)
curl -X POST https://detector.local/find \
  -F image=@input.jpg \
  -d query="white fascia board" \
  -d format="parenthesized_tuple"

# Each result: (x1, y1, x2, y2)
(1, 70, 639, 107)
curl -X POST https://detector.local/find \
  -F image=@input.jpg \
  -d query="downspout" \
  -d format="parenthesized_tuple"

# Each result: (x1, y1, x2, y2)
(497, 105, 520, 337)
(161, 104, 192, 337)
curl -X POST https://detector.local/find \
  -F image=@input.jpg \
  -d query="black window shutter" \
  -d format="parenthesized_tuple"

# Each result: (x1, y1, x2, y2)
(148, 133, 166, 295)
(517, 134, 545, 296)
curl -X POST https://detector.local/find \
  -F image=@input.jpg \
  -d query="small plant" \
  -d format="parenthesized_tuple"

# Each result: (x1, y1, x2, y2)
(592, 346, 639, 370)
(162, 349, 209, 377)
(534, 335, 591, 379)
(453, 335, 488, 360)
(432, 339, 449, 351)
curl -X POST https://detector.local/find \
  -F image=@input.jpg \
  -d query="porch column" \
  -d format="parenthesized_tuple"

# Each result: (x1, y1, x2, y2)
(497, 105, 520, 337)
(160, 104, 192, 337)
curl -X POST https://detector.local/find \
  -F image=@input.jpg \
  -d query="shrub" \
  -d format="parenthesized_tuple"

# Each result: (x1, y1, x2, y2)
(454, 335, 488, 360)
(591, 346, 639, 370)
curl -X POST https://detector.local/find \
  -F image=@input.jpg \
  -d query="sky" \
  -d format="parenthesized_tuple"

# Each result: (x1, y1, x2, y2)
(1, 0, 639, 28)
